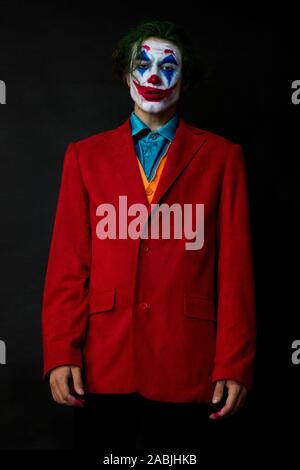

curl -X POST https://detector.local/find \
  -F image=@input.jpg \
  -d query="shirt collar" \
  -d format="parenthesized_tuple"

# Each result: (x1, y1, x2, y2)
(130, 111, 179, 142)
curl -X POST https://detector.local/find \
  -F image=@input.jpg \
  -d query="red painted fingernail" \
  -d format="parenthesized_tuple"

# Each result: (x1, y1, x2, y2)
(68, 395, 85, 407)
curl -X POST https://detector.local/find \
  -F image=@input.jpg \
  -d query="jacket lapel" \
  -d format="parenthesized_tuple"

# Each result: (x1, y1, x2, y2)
(150, 118, 208, 207)
(109, 118, 150, 208)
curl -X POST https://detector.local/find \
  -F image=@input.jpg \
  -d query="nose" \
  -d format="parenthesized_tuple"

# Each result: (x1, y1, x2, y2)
(147, 74, 161, 86)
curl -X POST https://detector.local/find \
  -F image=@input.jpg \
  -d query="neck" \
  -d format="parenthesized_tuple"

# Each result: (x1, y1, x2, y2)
(134, 103, 178, 131)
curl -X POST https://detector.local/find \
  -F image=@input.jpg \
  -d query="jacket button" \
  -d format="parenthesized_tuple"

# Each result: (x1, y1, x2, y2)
(144, 245, 149, 252)
(139, 302, 150, 311)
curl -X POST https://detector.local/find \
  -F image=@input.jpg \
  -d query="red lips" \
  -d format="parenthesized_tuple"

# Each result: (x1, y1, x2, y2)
(133, 80, 176, 101)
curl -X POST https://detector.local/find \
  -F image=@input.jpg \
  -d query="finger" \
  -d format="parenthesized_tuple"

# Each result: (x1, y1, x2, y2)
(54, 374, 74, 406)
(50, 383, 59, 403)
(228, 386, 247, 414)
(53, 377, 84, 407)
(218, 386, 241, 417)
(50, 378, 63, 404)
(230, 390, 247, 415)
(212, 380, 225, 404)
(210, 385, 240, 419)
(67, 393, 85, 407)
(71, 367, 85, 396)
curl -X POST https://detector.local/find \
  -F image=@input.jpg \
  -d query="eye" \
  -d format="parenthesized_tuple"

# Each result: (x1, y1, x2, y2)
(161, 63, 177, 71)
(135, 60, 150, 69)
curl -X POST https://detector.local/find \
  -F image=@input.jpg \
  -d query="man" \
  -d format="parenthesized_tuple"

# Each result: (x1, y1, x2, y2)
(41, 20, 256, 451)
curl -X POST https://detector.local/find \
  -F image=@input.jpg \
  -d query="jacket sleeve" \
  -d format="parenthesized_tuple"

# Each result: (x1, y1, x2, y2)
(212, 143, 256, 391)
(41, 142, 91, 381)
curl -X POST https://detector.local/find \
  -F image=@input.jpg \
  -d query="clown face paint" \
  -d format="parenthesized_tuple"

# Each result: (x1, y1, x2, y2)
(128, 38, 182, 114)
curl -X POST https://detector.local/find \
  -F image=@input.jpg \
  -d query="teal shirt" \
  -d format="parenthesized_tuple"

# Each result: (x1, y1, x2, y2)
(130, 111, 179, 181)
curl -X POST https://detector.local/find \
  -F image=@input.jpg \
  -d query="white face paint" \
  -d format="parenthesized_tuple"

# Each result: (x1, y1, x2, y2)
(128, 37, 182, 114)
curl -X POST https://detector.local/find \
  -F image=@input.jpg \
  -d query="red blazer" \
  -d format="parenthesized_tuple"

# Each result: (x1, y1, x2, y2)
(41, 117, 256, 403)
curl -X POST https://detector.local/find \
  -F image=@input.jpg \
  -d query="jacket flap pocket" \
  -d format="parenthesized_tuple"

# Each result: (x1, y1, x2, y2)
(184, 295, 215, 321)
(89, 288, 116, 315)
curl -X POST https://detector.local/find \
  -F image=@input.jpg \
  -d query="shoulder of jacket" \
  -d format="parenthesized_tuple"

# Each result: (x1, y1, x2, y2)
(186, 123, 239, 149)
(71, 125, 121, 150)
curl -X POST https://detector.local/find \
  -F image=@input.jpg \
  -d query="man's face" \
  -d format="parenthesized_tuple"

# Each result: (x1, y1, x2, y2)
(128, 37, 182, 114)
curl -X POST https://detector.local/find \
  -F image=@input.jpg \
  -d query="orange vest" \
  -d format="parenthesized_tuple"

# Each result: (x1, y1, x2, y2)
(136, 142, 171, 204)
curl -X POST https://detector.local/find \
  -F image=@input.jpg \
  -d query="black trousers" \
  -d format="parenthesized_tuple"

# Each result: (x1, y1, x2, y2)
(73, 392, 237, 453)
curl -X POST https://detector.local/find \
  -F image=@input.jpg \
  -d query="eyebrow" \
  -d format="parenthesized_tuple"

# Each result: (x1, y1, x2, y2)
(161, 54, 178, 65)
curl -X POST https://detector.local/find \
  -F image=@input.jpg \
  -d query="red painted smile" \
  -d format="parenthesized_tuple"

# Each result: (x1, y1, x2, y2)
(133, 80, 177, 101)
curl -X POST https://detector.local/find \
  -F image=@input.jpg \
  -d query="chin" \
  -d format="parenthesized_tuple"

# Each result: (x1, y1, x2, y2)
(139, 101, 176, 114)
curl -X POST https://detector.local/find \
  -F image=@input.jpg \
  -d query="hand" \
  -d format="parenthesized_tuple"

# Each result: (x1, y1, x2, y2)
(49, 365, 85, 407)
(209, 379, 247, 419)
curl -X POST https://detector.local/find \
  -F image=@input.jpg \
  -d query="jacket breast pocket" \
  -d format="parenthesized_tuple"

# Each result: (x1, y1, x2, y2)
(183, 294, 216, 321)
(89, 288, 116, 315)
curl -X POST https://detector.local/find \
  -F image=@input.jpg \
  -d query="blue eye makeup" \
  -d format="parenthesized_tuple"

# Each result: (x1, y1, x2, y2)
(161, 55, 178, 66)
(135, 49, 151, 76)
(160, 55, 178, 85)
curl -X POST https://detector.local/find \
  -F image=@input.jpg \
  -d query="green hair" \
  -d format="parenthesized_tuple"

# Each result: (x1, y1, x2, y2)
(111, 19, 202, 91)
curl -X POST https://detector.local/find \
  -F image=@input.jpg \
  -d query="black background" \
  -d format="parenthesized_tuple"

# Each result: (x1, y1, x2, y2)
(0, 1, 299, 460)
